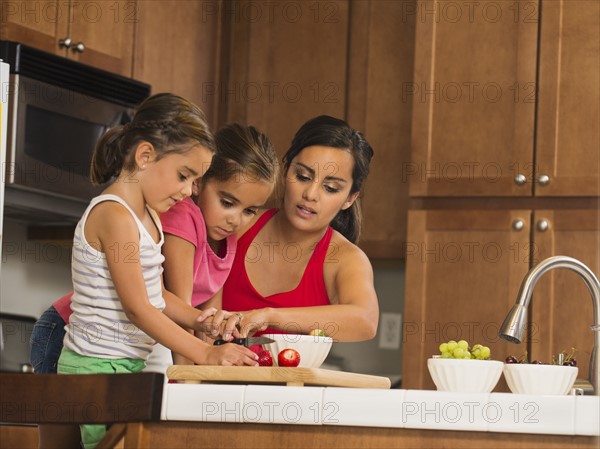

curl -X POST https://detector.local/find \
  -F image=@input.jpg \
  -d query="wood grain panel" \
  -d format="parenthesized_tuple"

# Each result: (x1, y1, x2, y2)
(410, 0, 538, 196)
(0, 0, 67, 55)
(139, 422, 599, 449)
(402, 209, 531, 389)
(133, 0, 223, 125)
(224, 0, 349, 155)
(68, 1, 136, 76)
(354, 1, 415, 257)
(535, 0, 600, 196)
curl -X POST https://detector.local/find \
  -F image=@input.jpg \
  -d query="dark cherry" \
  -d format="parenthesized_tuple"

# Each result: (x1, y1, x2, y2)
(531, 360, 544, 364)
(563, 359, 577, 367)
(505, 355, 518, 364)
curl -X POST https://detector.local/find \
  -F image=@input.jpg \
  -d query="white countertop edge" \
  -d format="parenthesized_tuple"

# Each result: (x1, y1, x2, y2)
(160, 384, 600, 436)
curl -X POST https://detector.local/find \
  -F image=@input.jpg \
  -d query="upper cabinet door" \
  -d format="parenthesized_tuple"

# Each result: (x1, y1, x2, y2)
(67, 0, 136, 76)
(409, 0, 539, 196)
(535, 1, 600, 197)
(0, 0, 135, 77)
(0, 0, 69, 55)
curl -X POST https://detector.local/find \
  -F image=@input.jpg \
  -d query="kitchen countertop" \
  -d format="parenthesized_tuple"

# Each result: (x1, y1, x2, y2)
(161, 383, 599, 437)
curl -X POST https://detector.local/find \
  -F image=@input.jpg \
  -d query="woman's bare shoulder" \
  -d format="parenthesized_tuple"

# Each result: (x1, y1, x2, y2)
(327, 229, 371, 268)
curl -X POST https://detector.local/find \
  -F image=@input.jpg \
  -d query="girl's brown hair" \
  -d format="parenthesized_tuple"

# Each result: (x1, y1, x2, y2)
(91, 93, 215, 184)
(203, 123, 278, 186)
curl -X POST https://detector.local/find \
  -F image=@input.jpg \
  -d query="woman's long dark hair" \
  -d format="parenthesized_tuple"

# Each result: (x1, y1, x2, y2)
(282, 115, 374, 243)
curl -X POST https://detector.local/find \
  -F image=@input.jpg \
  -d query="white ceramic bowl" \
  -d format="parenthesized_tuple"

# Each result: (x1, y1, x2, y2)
(427, 358, 504, 393)
(503, 363, 578, 395)
(262, 334, 333, 368)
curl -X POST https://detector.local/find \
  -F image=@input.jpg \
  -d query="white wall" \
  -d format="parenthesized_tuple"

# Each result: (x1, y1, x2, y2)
(1, 221, 73, 318)
(324, 259, 405, 384)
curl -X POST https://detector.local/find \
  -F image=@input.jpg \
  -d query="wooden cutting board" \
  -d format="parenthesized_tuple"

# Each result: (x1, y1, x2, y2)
(167, 366, 391, 389)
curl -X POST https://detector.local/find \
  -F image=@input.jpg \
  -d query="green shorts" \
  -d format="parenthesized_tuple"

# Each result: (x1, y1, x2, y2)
(57, 349, 146, 449)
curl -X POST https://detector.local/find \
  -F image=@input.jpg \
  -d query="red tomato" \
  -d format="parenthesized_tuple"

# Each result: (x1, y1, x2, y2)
(278, 348, 301, 367)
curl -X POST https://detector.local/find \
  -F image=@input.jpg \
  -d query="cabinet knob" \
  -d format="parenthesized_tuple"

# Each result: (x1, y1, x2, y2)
(536, 219, 549, 232)
(537, 174, 550, 186)
(512, 219, 525, 231)
(58, 37, 72, 49)
(71, 42, 86, 53)
(514, 173, 527, 185)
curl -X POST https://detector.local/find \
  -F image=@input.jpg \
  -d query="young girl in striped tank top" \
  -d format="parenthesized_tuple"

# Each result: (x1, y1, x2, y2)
(57, 93, 260, 448)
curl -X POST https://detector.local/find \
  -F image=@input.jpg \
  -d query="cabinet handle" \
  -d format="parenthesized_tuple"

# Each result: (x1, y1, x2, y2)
(514, 174, 527, 185)
(512, 219, 525, 231)
(58, 37, 72, 49)
(537, 174, 550, 186)
(536, 219, 549, 232)
(72, 42, 86, 53)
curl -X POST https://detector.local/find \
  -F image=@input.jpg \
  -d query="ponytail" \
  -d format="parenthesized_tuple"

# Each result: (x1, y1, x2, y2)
(331, 200, 362, 244)
(90, 125, 128, 184)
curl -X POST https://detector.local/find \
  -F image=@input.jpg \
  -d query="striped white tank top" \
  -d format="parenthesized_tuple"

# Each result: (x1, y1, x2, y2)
(64, 194, 166, 360)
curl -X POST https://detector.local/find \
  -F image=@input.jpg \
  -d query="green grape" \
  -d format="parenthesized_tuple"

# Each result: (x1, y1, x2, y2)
(457, 340, 469, 350)
(447, 340, 458, 352)
(441, 351, 452, 358)
(480, 346, 491, 359)
(463, 351, 472, 359)
(453, 347, 465, 358)
(439, 343, 448, 353)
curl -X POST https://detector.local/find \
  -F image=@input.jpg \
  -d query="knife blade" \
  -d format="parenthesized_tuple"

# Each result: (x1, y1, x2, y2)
(213, 336, 275, 347)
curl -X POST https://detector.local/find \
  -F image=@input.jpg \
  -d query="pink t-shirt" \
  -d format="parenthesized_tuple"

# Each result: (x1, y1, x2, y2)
(53, 292, 74, 323)
(160, 197, 237, 307)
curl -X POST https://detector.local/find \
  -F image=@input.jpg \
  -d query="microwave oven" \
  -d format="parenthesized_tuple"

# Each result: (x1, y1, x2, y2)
(0, 41, 150, 223)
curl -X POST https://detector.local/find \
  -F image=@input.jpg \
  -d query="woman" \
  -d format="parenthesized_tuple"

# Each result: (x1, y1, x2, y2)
(213, 115, 378, 342)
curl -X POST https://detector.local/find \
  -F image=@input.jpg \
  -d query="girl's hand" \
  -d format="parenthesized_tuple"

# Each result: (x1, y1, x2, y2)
(204, 343, 259, 366)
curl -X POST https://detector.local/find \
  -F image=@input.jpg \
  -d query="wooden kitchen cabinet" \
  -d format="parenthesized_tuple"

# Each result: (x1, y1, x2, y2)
(133, 0, 224, 128)
(403, 207, 600, 389)
(402, 209, 531, 390)
(409, 0, 538, 196)
(534, 1, 600, 196)
(529, 209, 600, 383)
(0, 0, 136, 76)
(221, 0, 415, 258)
(409, 0, 599, 197)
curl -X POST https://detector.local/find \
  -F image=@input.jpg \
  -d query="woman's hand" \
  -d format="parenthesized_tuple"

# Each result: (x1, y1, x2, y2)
(221, 309, 270, 338)
(193, 308, 241, 339)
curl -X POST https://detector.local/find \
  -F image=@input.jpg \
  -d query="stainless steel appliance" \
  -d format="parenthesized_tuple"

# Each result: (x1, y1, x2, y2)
(0, 41, 150, 223)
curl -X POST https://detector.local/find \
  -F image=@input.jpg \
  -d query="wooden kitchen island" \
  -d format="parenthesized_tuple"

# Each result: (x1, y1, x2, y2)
(1, 422, 598, 449)
(108, 421, 599, 449)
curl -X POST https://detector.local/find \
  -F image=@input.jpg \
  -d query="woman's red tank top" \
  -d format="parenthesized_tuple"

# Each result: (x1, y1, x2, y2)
(222, 209, 332, 334)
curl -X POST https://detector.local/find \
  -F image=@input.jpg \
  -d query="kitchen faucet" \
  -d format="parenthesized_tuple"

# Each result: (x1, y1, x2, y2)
(499, 256, 600, 395)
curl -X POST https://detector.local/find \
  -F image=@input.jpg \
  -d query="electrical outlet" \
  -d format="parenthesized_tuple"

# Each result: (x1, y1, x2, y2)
(379, 312, 402, 350)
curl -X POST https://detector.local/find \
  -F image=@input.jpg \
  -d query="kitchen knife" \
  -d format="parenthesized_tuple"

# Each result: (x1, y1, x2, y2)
(213, 336, 275, 347)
